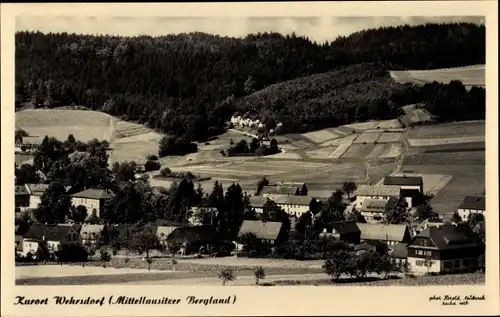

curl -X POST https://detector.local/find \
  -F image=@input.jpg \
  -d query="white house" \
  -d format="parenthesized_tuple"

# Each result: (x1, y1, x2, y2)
(355, 184, 402, 208)
(21, 223, 81, 257)
(457, 196, 485, 222)
(25, 184, 50, 209)
(272, 195, 314, 217)
(80, 224, 105, 245)
(71, 188, 114, 218)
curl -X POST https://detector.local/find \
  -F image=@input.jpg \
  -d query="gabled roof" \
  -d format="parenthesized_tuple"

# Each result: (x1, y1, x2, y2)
(238, 220, 283, 240)
(356, 185, 400, 197)
(384, 175, 423, 187)
(361, 199, 389, 212)
(15, 185, 29, 196)
(22, 136, 43, 145)
(391, 243, 408, 259)
(272, 195, 313, 206)
(410, 224, 482, 250)
(249, 196, 270, 209)
(25, 184, 50, 195)
(357, 223, 410, 242)
(156, 226, 179, 240)
(24, 223, 77, 242)
(261, 185, 298, 196)
(354, 241, 377, 252)
(166, 225, 217, 242)
(458, 196, 485, 211)
(324, 220, 360, 235)
(80, 224, 105, 239)
(71, 188, 114, 200)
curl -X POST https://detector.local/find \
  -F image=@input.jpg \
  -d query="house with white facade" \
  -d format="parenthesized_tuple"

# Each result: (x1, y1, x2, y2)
(456, 196, 485, 222)
(356, 222, 412, 247)
(80, 224, 105, 245)
(249, 196, 269, 214)
(21, 223, 82, 257)
(360, 199, 389, 223)
(25, 184, 50, 209)
(406, 224, 484, 275)
(355, 184, 402, 208)
(272, 195, 315, 217)
(71, 188, 114, 218)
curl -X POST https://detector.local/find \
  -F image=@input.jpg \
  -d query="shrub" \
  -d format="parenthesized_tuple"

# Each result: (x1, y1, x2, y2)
(254, 266, 266, 285)
(160, 167, 172, 177)
(218, 267, 236, 286)
(144, 160, 161, 172)
(146, 154, 159, 161)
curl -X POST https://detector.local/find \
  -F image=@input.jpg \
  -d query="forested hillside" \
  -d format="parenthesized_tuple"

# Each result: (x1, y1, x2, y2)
(15, 22, 485, 141)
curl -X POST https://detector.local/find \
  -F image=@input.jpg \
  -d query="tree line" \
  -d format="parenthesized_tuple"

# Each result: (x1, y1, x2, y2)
(15, 22, 485, 144)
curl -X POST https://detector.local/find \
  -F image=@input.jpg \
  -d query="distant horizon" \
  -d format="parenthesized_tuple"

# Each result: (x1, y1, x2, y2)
(16, 16, 484, 43)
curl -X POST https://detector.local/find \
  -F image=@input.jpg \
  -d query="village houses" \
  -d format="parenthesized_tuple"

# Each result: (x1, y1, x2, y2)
(20, 223, 82, 257)
(237, 220, 284, 250)
(271, 195, 315, 217)
(249, 196, 269, 214)
(456, 196, 485, 222)
(80, 224, 105, 245)
(318, 220, 361, 245)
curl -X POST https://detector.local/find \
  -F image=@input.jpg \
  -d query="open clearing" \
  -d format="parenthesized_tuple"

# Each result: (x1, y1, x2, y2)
(407, 135, 485, 147)
(390, 65, 485, 88)
(408, 121, 485, 139)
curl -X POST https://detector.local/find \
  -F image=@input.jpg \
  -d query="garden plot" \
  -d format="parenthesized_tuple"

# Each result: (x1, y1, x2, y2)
(341, 144, 375, 159)
(377, 132, 403, 143)
(379, 144, 402, 158)
(407, 135, 485, 147)
(301, 129, 342, 144)
(353, 132, 382, 144)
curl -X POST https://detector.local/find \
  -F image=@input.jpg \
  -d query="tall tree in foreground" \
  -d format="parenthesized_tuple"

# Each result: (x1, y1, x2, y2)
(342, 181, 357, 200)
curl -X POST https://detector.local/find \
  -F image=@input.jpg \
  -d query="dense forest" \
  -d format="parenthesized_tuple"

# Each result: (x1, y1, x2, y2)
(15, 22, 485, 142)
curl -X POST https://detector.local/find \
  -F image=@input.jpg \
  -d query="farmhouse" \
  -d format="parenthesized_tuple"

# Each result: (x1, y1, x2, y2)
(384, 175, 424, 193)
(319, 220, 361, 244)
(355, 184, 401, 208)
(356, 222, 412, 247)
(261, 185, 298, 197)
(22, 223, 82, 256)
(21, 136, 43, 152)
(71, 188, 114, 218)
(156, 225, 179, 248)
(272, 195, 315, 217)
(249, 196, 270, 214)
(406, 224, 484, 275)
(15, 185, 30, 209)
(457, 196, 485, 222)
(237, 220, 284, 246)
(390, 243, 409, 268)
(80, 224, 105, 245)
(412, 218, 445, 236)
(165, 225, 217, 255)
(25, 184, 50, 209)
(359, 199, 389, 223)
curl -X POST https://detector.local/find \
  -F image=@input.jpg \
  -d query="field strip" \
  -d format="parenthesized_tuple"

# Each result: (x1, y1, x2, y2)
(341, 144, 375, 159)
(326, 127, 347, 136)
(320, 134, 357, 147)
(366, 144, 389, 159)
(408, 135, 485, 147)
(261, 152, 304, 160)
(343, 121, 379, 131)
(353, 132, 382, 144)
(378, 132, 403, 143)
(380, 144, 402, 158)
(15, 265, 173, 279)
(329, 144, 351, 158)
(302, 129, 342, 143)
(306, 147, 338, 159)
(375, 119, 402, 129)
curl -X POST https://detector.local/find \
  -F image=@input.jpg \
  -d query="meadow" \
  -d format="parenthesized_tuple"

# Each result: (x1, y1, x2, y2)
(390, 64, 485, 88)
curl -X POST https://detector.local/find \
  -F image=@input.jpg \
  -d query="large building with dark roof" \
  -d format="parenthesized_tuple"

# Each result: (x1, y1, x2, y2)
(384, 175, 424, 193)
(406, 224, 484, 274)
(457, 196, 486, 222)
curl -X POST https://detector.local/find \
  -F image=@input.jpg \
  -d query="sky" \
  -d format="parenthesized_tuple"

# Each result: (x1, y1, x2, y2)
(16, 16, 484, 43)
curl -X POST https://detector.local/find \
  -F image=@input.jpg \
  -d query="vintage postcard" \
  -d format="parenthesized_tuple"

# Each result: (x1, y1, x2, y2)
(1, 1, 499, 316)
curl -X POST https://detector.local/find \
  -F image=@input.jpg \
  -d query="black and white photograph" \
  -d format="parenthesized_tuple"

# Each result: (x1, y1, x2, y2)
(9, 11, 490, 289)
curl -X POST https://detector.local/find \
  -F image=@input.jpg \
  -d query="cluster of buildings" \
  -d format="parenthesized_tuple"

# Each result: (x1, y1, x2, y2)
(14, 169, 486, 276)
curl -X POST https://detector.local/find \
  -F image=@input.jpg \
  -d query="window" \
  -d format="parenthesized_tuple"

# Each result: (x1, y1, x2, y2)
(443, 261, 452, 269)
(415, 260, 425, 266)
(455, 260, 460, 268)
